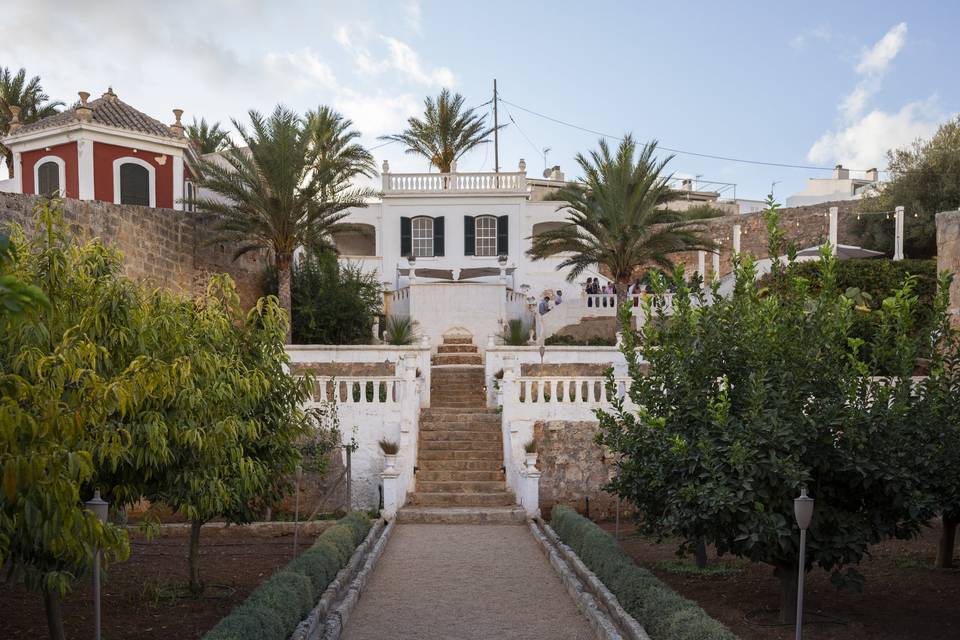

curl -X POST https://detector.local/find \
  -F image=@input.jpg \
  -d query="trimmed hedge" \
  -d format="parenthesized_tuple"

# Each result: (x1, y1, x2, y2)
(204, 512, 372, 640)
(544, 334, 617, 346)
(550, 506, 736, 640)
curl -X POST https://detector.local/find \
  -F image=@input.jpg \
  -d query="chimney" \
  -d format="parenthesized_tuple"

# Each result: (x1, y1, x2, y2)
(833, 164, 849, 180)
(865, 167, 879, 182)
(548, 165, 564, 181)
(7, 105, 21, 133)
(76, 91, 93, 122)
(170, 108, 184, 137)
(681, 178, 694, 191)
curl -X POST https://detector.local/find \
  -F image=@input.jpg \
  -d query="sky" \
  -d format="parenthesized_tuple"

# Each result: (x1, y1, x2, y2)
(2, 0, 958, 201)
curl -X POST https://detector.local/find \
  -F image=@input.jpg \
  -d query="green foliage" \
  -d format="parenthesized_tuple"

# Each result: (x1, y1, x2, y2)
(186, 117, 230, 154)
(526, 136, 717, 289)
(379, 89, 494, 172)
(502, 319, 530, 346)
(1, 67, 64, 174)
(384, 315, 419, 345)
(289, 251, 382, 345)
(550, 506, 735, 640)
(544, 334, 617, 346)
(598, 198, 949, 619)
(204, 513, 372, 640)
(856, 115, 960, 258)
(0, 232, 48, 316)
(307, 106, 378, 205)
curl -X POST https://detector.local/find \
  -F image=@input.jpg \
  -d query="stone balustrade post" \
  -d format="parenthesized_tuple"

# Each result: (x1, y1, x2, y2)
(829, 206, 839, 256)
(380, 468, 401, 519)
(519, 466, 541, 517)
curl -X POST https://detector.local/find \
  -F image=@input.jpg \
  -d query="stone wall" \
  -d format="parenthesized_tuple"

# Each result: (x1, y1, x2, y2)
(534, 420, 620, 519)
(0, 192, 266, 308)
(937, 210, 960, 322)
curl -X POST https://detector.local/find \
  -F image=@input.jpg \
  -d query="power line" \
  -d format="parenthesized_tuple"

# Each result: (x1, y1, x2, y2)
(497, 97, 886, 175)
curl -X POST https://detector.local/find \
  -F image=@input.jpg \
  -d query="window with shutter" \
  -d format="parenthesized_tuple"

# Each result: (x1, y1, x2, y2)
(119, 163, 150, 206)
(475, 216, 497, 256)
(37, 161, 60, 196)
(497, 214, 509, 256)
(412, 217, 434, 257)
(464, 216, 476, 256)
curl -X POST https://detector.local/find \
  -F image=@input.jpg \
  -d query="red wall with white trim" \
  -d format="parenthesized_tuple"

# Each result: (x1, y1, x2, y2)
(93, 142, 174, 208)
(20, 142, 79, 198)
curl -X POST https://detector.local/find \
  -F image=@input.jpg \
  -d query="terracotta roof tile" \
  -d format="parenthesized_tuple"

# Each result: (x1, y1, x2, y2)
(12, 90, 180, 140)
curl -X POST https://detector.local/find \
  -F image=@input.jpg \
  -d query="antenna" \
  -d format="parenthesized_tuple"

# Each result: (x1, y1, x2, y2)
(771, 180, 781, 197)
(543, 147, 551, 173)
(493, 79, 500, 174)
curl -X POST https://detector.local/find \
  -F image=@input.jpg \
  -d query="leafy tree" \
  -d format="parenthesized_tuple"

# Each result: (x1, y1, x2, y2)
(527, 136, 719, 301)
(192, 105, 367, 341)
(598, 201, 941, 624)
(307, 105, 377, 202)
(0, 67, 64, 177)
(290, 251, 383, 345)
(186, 116, 230, 154)
(379, 89, 494, 172)
(0, 233, 48, 315)
(857, 116, 960, 258)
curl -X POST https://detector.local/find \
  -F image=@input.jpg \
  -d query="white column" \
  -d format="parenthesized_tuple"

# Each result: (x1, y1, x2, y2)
(77, 140, 95, 200)
(732, 224, 742, 254)
(380, 469, 401, 519)
(172, 155, 184, 211)
(894, 206, 905, 261)
(12, 151, 22, 193)
(829, 206, 838, 255)
(712, 243, 721, 282)
(697, 251, 706, 288)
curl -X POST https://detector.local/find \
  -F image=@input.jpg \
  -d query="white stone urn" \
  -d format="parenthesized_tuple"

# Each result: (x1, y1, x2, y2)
(524, 452, 538, 470)
(383, 453, 398, 474)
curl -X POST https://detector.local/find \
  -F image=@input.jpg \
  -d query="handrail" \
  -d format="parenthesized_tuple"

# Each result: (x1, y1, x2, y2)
(308, 376, 402, 404)
(513, 376, 631, 404)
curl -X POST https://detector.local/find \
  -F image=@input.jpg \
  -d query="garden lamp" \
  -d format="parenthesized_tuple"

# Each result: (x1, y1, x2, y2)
(793, 488, 815, 640)
(85, 490, 109, 640)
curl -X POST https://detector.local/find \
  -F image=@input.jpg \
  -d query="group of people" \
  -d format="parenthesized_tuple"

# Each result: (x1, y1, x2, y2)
(584, 277, 617, 307)
(538, 290, 563, 315)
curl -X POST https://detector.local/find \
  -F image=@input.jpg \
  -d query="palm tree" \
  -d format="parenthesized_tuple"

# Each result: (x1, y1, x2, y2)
(306, 105, 377, 202)
(527, 136, 719, 301)
(191, 105, 366, 342)
(379, 89, 493, 172)
(185, 117, 230, 154)
(0, 67, 64, 178)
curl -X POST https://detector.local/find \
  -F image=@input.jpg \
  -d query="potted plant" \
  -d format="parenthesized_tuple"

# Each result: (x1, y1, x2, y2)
(523, 439, 538, 470)
(379, 438, 399, 473)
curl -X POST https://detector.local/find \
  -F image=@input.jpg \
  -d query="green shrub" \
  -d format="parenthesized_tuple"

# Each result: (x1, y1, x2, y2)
(503, 319, 530, 346)
(550, 506, 735, 640)
(544, 334, 617, 346)
(203, 512, 373, 639)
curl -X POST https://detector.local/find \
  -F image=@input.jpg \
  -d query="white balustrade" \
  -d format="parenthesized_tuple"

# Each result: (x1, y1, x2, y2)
(383, 171, 527, 194)
(512, 376, 630, 406)
(310, 376, 401, 405)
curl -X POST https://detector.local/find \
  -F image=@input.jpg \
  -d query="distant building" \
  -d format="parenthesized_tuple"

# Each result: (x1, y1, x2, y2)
(0, 88, 196, 210)
(785, 164, 880, 208)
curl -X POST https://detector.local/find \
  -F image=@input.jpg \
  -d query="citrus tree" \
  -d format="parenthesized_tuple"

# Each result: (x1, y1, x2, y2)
(598, 201, 942, 624)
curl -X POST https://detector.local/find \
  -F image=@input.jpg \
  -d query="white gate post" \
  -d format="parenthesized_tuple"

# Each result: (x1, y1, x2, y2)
(829, 206, 838, 256)
(697, 250, 706, 288)
(894, 206, 905, 261)
(712, 241, 721, 282)
(732, 224, 742, 254)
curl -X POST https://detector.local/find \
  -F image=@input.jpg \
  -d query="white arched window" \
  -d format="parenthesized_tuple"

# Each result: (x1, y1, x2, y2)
(412, 216, 434, 257)
(474, 215, 497, 256)
(112, 157, 156, 207)
(34, 155, 65, 197)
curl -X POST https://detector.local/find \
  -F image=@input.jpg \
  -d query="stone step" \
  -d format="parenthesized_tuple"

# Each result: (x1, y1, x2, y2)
(422, 407, 500, 417)
(408, 491, 515, 507)
(417, 480, 506, 493)
(419, 439, 501, 452)
(432, 354, 483, 366)
(396, 506, 526, 525)
(430, 381, 487, 390)
(417, 459, 503, 471)
(417, 449, 501, 461)
(436, 344, 479, 354)
(420, 430, 500, 442)
(416, 470, 503, 481)
(442, 337, 474, 345)
(420, 422, 500, 432)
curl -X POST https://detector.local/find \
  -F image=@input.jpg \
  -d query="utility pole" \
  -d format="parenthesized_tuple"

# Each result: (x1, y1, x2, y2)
(493, 79, 500, 174)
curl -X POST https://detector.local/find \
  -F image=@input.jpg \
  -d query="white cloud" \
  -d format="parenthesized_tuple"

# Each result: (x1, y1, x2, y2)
(333, 89, 420, 138)
(263, 49, 337, 90)
(336, 27, 454, 87)
(790, 25, 831, 50)
(806, 22, 944, 169)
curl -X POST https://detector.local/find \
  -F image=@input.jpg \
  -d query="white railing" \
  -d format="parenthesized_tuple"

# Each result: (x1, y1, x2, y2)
(382, 170, 527, 194)
(512, 376, 630, 406)
(312, 376, 400, 405)
(388, 287, 411, 317)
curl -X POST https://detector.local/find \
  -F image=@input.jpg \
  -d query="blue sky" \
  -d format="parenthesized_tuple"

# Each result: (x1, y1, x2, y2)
(2, 1, 957, 200)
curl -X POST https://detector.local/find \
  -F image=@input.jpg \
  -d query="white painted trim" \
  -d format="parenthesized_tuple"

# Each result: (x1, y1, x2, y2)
(12, 151, 22, 193)
(172, 155, 184, 211)
(3, 121, 189, 151)
(77, 139, 95, 200)
(32, 155, 66, 196)
(112, 156, 156, 207)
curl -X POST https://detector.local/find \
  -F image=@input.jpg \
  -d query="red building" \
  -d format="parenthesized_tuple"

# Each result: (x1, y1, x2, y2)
(1, 89, 196, 210)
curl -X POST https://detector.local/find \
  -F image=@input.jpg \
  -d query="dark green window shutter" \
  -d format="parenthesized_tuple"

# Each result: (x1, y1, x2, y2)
(464, 216, 476, 256)
(497, 215, 509, 256)
(433, 216, 445, 256)
(400, 217, 411, 257)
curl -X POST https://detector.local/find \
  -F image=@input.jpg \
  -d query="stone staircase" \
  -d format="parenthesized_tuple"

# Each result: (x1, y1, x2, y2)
(397, 337, 525, 525)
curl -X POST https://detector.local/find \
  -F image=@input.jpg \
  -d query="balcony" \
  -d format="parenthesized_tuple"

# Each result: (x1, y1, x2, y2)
(380, 159, 528, 196)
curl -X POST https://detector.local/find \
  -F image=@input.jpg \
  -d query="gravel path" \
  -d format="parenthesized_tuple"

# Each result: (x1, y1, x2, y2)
(341, 524, 595, 640)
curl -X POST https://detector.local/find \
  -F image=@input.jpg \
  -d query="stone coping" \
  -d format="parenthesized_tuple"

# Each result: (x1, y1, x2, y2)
(286, 344, 429, 351)
(487, 345, 621, 352)
(130, 520, 335, 538)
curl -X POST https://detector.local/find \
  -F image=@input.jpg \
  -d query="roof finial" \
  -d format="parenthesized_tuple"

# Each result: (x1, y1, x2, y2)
(102, 87, 117, 102)
(77, 91, 93, 122)
(8, 105, 21, 132)
(170, 109, 185, 137)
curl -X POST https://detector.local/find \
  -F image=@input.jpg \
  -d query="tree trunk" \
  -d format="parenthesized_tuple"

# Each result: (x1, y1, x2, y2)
(277, 263, 292, 344)
(188, 520, 203, 595)
(774, 563, 799, 625)
(694, 537, 708, 569)
(936, 516, 958, 568)
(43, 588, 66, 640)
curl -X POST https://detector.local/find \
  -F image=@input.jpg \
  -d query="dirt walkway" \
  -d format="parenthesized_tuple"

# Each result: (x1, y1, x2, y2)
(341, 524, 594, 640)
